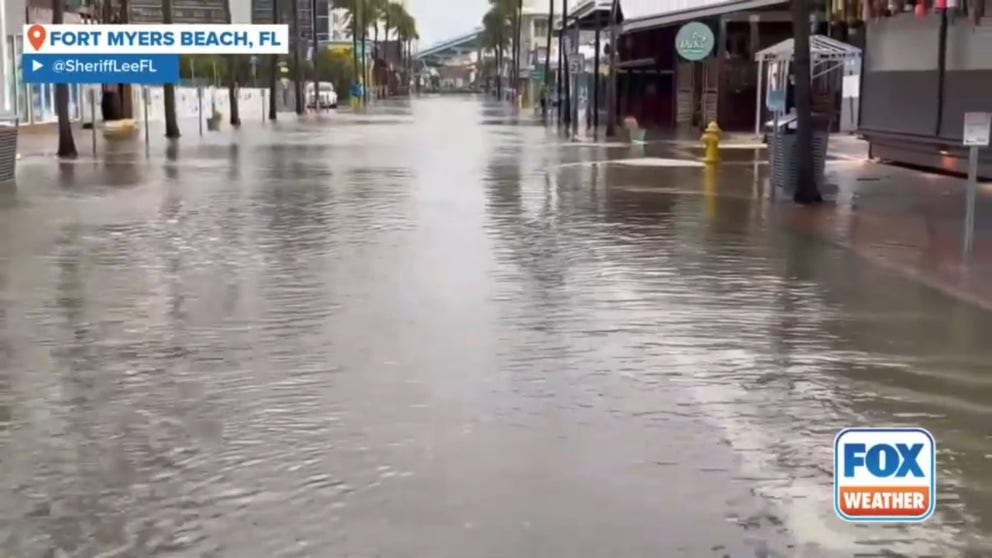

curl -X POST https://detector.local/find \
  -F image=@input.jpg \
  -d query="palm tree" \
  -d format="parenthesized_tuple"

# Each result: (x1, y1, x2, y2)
(53, 0, 76, 158)
(382, 2, 405, 96)
(163, 0, 180, 138)
(497, 0, 518, 102)
(481, 4, 511, 99)
(333, 0, 375, 103)
(368, 0, 386, 97)
(224, 0, 241, 126)
(269, 0, 280, 119)
(792, 0, 821, 204)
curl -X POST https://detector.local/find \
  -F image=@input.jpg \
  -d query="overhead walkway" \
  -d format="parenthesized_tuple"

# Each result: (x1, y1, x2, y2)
(413, 28, 483, 67)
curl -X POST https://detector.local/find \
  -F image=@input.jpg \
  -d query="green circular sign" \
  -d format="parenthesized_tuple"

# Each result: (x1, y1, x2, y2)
(675, 22, 715, 61)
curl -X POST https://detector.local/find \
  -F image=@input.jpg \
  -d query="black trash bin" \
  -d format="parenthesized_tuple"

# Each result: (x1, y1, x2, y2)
(767, 113, 829, 193)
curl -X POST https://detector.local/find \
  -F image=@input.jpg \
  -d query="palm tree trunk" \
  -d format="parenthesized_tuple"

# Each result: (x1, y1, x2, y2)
(119, 0, 133, 119)
(224, 0, 241, 126)
(361, 14, 369, 104)
(99, 0, 122, 121)
(292, 0, 304, 114)
(352, 6, 359, 95)
(495, 30, 502, 99)
(269, 0, 280, 119)
(53, 0, 76, 158)
(229, 57, 242, 126)
(383, 18, 390, 96)
(163, 0, 180, 138)
(792, 0, 822, 204)
(373, 23, 379, 98)
(514, 0, 523, 107)
(542, 0, 553, 119)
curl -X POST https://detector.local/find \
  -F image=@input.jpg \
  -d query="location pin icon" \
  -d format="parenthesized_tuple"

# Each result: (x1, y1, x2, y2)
(28, 25, 45, 51)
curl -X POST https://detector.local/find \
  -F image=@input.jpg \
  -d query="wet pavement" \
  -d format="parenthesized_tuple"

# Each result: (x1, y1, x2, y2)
(2, 96, 992, 557)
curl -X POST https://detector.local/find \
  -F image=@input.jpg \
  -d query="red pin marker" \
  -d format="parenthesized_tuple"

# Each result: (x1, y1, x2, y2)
(27, 25, 46, 51)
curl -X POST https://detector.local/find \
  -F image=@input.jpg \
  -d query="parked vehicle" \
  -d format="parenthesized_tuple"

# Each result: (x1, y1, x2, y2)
(306, 82, 338, 109)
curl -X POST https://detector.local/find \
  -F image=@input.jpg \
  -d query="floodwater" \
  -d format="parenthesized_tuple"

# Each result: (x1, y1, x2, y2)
(1, 97, 991, 557)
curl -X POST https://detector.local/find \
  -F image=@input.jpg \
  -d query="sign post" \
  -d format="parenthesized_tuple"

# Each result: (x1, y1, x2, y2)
(766, 61, 789, 199)
(962, 112, 990, 258)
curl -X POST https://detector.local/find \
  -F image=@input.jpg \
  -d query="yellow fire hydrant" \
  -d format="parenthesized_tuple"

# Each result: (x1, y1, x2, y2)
(701, 121, 721, 164)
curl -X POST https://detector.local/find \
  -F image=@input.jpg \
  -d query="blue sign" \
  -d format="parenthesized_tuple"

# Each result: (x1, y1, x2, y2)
(767, 89, 786, 112)
(766, 66, 787, 113)
(675, 22, 715, 61)
(22, 53, 179, 84)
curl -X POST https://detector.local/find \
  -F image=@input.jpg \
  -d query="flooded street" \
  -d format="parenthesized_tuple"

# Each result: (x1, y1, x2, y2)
(1, 96, 991, 557)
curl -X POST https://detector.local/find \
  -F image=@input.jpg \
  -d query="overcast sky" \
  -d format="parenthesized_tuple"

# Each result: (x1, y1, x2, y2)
(408, 0, 488, 48)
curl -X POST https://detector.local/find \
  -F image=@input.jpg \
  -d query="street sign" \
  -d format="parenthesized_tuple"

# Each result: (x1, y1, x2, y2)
(962, 112, 989, 257)
(963, 112, 990, 146)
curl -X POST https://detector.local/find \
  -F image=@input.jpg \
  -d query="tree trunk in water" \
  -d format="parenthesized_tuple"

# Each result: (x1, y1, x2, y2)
(164, 85, 180, 137)
(352, 8, 359, 94)
(53, 0, 76, 158)
(495, 32, 502, 99)
(269, 0, 280, 119)
(792, 0, 821, 204)
(224, 1, 240, 126)
(162, 0, 180, 138)
(361, 17, 369, 104)
(229, 57, 241, 127)
(542, 0, 553, 118)
(383, 22, 390, 96)
(373, 24, 379, 98)
(292, 0, 304, 114)
(99, 0, 121, 120)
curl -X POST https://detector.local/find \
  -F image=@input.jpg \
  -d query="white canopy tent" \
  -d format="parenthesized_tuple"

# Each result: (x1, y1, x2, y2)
(753, 35, 862, 136)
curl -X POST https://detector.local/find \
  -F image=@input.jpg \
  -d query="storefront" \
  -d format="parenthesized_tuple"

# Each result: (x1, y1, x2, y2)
(617, 0, 794, 131)
(3, 3, 86, 124)
(859, 8, 992, 177)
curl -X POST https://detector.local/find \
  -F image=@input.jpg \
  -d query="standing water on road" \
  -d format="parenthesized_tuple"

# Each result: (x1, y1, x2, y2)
(1, 97, 991, 557)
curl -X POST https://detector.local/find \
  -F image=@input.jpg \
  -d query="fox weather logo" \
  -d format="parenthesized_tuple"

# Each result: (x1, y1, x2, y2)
(833, 427, 936, 522)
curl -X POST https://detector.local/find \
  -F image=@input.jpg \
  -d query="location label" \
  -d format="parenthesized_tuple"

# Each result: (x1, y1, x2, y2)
(28, 24, 46, 50)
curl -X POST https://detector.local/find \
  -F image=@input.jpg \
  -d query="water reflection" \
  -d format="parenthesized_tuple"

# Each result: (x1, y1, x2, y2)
(0, 98, 990, 557)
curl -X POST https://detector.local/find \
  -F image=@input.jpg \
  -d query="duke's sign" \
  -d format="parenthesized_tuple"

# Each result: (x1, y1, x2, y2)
(675, 22, 714, 61)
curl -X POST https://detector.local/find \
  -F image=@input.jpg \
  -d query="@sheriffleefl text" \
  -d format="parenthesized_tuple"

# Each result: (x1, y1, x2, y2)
(58, 58, 162, 73)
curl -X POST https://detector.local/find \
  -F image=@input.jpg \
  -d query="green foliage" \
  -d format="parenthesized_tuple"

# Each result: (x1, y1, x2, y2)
(314, 50, 356, 99)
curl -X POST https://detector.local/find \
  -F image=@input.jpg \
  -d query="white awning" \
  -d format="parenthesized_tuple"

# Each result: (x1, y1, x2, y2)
(621, 0, 787, 33)
(755, 34, 862, 63)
